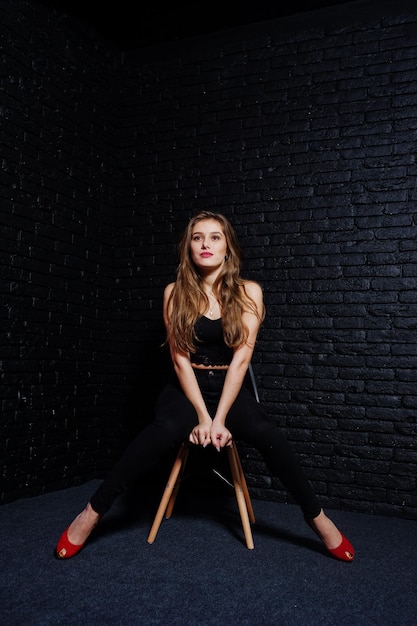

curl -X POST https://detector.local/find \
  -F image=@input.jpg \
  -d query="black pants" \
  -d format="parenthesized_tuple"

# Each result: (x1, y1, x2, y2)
(90, 370, 321, 519)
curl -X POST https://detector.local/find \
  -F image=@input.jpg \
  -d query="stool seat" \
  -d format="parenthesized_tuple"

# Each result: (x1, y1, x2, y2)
(147, 441, 255, 549)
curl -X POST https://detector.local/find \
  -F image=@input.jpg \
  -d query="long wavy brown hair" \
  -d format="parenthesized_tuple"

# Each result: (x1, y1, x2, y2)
(166, 211, 265, 354)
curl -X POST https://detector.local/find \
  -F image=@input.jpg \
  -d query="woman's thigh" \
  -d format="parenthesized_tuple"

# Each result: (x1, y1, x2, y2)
(226, 389, 277, 442)
(153, 381, 199, 439)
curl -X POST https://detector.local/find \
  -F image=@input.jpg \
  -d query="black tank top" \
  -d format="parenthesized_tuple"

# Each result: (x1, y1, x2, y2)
(191, 316, 233, 366)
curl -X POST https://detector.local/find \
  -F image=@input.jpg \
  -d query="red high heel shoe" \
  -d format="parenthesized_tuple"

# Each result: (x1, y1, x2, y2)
(327, 533, 355, 562)
(305, 517, 355, 562)
(56, 526, 86, 559)
(55, 526, 92, 559)
(56, 512, 102, 559)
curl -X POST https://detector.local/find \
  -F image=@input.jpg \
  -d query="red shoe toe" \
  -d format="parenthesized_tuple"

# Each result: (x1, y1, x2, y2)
(305, 517, 355, 562)
(56, 527, 85, 559)
(328, 533, 355, 562)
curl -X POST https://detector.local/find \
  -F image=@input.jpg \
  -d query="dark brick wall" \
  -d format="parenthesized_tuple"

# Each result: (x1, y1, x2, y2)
(1, 0, 125, 501)
(116, 2, 417, 519)
(1, 0, 416, 519)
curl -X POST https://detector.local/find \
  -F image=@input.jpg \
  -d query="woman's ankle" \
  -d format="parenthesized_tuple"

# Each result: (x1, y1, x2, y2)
(308, 510, 342, 550)
(67, 503, 100, 544)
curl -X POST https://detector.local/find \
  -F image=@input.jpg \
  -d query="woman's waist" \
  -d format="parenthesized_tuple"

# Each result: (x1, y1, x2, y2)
(191, 363, 229, 371)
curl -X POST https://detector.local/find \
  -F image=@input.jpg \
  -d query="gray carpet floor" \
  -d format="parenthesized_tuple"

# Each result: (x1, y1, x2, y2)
(1, 480, 416, 625)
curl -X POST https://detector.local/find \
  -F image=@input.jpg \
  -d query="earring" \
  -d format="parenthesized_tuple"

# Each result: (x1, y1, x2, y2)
(225, 255, 229, 261)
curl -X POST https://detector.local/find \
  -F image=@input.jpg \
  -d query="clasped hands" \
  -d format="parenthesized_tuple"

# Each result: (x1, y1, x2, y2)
(189, 420, 232, 452)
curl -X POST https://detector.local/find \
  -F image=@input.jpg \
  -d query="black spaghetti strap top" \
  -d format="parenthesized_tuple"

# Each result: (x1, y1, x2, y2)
(191, 316, 233, 367)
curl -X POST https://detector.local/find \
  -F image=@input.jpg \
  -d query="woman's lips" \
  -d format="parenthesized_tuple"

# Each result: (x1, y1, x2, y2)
(200, 252, 213, 258)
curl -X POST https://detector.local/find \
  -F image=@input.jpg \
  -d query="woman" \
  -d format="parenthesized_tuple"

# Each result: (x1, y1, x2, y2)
(56, 211, 354, 561)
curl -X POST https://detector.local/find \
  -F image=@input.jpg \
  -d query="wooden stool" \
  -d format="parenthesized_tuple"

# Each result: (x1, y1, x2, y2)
(147, 441, 255, 549)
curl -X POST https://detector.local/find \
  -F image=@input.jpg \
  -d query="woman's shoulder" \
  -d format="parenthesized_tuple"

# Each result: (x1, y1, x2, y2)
(241, 280, 264, 317)
(163, 283, 176, 311)
(241, 279, 263, 297)
(164, 282, 176, 297)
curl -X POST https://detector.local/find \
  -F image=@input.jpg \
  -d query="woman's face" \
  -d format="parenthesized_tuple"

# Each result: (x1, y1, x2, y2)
(190, 218, 228, 271)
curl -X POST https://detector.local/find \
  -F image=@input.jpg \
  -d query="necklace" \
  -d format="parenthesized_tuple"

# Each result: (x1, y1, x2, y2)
(207, 292, 217, 317)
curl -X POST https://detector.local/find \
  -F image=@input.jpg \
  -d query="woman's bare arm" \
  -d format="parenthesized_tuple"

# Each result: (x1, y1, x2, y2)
(163, 283, 212, 444)
(210, 281, 264, 449)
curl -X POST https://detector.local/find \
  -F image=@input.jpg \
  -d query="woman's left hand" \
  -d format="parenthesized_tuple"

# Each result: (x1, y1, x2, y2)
(210, 421, 233, 452)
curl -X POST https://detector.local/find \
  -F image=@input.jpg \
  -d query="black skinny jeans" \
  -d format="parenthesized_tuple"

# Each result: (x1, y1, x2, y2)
(90, 369, 321, 519)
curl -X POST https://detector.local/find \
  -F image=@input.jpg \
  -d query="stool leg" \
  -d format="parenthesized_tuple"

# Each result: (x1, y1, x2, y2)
(147, 444, 188, 544)
(165, 445, 189, 518)
(231, 445, 255, 523)
(227, 445, 255, 550)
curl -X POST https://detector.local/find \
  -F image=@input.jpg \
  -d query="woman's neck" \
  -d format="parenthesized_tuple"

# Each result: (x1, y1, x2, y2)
(201, 279, 217, 295)
(199, 266, 223, 292)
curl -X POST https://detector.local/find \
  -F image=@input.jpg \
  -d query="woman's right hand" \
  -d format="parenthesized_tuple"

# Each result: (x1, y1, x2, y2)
(189, 421, 213, 447)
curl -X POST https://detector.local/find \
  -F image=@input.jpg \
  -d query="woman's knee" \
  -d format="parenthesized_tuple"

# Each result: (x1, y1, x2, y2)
(147, 418, 186, 444)
(228, 409, 277, 442)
